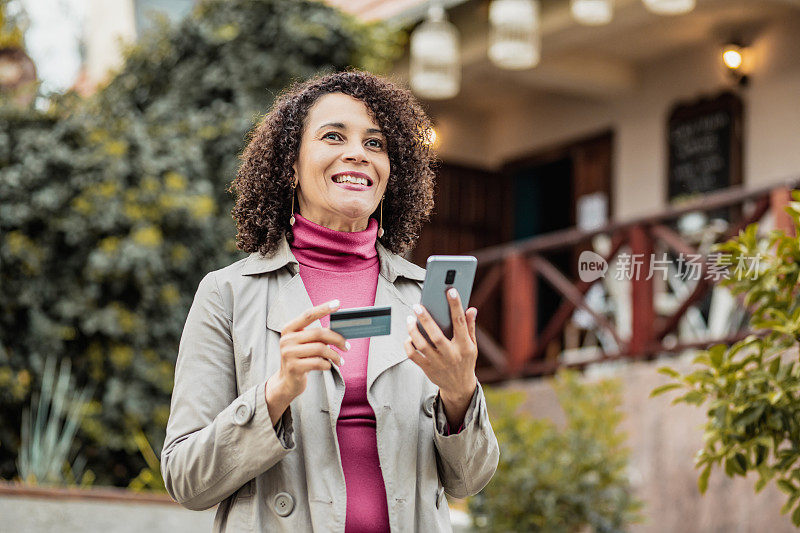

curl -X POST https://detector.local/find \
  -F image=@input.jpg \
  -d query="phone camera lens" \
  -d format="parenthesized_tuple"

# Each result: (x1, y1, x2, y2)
(445, 270, 456, 284)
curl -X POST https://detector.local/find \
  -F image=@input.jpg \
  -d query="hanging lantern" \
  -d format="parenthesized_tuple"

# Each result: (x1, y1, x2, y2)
(642, 0, 695, 15)
(410, 4, 460, 100)
(488, 0, 540, 70)
(571, 0, 613, 26)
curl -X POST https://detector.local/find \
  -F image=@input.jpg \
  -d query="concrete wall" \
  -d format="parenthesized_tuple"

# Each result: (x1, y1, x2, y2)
(498, 355, 796, 532)
(0, 491, 214, 533)
(0, 485, 473, 532)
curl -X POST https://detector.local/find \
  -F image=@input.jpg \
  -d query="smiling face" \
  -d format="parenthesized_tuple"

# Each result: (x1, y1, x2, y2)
(292, 92, 390, 232)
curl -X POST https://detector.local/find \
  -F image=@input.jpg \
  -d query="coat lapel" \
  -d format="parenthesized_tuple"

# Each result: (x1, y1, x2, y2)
(254, 236, 425, 414)
(366, 274, 416, 394)
(264, 270, 342, 418)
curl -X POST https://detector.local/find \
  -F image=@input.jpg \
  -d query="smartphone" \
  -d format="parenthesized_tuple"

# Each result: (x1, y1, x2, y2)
(417, 255, 478, 342)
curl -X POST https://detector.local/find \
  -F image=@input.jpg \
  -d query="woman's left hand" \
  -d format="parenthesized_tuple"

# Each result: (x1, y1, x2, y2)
(404, 288, 478, 428)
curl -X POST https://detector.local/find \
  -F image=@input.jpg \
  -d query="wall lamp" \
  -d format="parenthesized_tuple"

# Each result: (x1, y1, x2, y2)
(722, 41, 750, 87)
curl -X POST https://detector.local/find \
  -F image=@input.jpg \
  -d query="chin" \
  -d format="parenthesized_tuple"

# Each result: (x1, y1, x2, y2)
(335, 200, 377, 220)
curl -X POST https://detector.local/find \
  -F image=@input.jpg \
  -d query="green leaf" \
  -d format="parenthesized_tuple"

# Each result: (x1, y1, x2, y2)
(698, 464, 711, 494)
(733, 453, 748, 474)
(709, 345, 726, 369)
(657, 366, 682, 379)
(778, 479, 796, 495)
(769, 357, 781, 376)
(755, 444, 768, 467)
(724, 457, 737, 477)
(673, 390, 706, 405)
(782, 492, 800, 514)
(650, 383, 683, 397)
(734, 404, 766, 428)
(792, 503, 800, 526)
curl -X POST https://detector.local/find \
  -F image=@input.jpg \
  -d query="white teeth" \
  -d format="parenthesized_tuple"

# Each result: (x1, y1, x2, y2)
(333, 174, 369, 186)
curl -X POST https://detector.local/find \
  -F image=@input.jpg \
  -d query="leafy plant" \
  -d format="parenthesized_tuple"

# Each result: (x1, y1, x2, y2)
(0, 0, 403, 483)
(17, 356, 93, 486)
(470, 370, 642, 532)
(652, 191, 800, 523)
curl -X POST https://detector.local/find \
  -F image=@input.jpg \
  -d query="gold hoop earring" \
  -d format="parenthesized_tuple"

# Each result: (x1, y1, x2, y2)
(377, 196, 384, 238)
(289, 179, 297, 226)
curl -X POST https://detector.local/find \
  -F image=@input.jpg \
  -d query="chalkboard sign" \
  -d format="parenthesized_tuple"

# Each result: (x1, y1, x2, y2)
(667, 92, 743, 201)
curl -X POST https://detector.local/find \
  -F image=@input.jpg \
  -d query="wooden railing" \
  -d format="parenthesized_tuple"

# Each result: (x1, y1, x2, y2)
(470, 179, 799, 383)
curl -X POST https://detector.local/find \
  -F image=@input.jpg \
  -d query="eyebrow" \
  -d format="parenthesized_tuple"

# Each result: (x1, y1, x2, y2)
(315, 122, 384, 135)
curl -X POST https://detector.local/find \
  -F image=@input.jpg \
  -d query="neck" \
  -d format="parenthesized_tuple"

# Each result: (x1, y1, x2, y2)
(297, 208, 370, 232)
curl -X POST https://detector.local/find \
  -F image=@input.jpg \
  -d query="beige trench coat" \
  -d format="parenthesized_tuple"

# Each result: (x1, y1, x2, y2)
(161, 236, 499, 532)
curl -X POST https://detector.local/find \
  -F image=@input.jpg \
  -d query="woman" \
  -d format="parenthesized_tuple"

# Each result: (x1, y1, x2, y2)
(161, 70, 499, 532)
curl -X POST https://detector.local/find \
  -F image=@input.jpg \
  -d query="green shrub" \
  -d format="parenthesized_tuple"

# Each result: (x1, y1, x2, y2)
(0, 0, 402, 484)
(470, 370, 642, 532)
(652, 192, 800, 523)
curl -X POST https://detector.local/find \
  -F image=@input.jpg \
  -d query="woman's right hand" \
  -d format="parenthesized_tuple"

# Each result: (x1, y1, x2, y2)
(265, 299, 349, 425)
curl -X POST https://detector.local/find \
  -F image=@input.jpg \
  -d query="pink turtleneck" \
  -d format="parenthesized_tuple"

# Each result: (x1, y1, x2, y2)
(289, 213, 388, 533)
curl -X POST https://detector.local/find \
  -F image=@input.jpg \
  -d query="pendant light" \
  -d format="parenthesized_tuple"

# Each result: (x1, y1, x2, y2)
(488, 0, 540, 70)
(410, 3, 460, 100)
(642, 0, 695, 15)
(571, 0, 613, 26)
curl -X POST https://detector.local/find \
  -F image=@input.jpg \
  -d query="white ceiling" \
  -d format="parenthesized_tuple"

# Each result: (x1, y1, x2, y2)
(320, 0, 800, 111)
(388, 0, 800, 110)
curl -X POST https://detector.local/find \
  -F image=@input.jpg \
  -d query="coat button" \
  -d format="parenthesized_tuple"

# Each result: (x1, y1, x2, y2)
(273, 492, 295, 517)
(435, 486, 445, 509)
(422, 394, 436, 418)
(232, 402, 253, 426)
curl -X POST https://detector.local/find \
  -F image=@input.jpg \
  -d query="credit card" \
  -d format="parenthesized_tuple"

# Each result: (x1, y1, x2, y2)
(329, 305, 392, 339)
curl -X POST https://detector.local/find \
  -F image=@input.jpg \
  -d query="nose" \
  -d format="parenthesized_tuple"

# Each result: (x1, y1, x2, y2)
(341, 141, 369, 164)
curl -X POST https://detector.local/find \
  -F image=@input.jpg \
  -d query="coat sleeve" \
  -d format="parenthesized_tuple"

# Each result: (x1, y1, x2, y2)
(431, 381, 499, 499)
(161, 271, 294, 511)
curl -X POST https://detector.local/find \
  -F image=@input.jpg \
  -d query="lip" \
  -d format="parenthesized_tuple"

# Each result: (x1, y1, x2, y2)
(330, 171, 374, 189)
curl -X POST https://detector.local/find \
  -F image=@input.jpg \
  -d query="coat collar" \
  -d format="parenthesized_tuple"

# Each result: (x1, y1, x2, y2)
(257, 233, 424, 404)
(241, 233, 425, 283)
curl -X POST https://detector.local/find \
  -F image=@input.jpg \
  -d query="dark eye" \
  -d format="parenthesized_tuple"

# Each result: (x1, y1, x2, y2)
(323, 132, 342, 141)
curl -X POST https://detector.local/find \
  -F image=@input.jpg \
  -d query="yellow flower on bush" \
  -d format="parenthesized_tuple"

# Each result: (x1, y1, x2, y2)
(190, 195, 216, 219)
(124, 202, 145, 221)
(111, 303, 138, 333)
(86, 341, 105, 382)
(160, 284, 180, 306)
(110, 344, 134, 369)
(132, 226, 163, 247)
(142, 176, 160, 193)
(99, 236, 121, 254)
(170, 244, 189, 264)
(198, 125, 217, 139)
(164, 171, 187, 191)
(213, 22, 239, 42)
(158, 193, 178, 210)
(59, 326, 77, 340)
(104, 140, 128, 157)
(71, 196, 93, 214)
(17, 369, 30, 389)
(97, 181, 118, 197)
(5, 231, 33, 255)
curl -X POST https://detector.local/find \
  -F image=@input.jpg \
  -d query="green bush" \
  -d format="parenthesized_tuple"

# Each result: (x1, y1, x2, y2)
(652, 192, 800, 523)
(0, 0, 403, 485)
(470, 371, 642, 532)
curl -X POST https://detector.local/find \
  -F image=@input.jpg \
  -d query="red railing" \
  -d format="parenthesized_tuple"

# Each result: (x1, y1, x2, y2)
(470, 179, 799, 383)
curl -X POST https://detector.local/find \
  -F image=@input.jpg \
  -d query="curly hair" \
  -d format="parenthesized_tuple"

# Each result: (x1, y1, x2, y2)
(229, 69, 437, 257)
